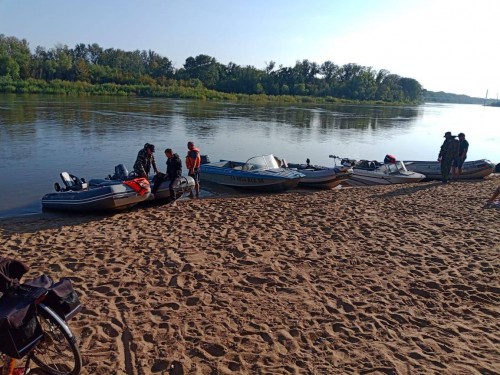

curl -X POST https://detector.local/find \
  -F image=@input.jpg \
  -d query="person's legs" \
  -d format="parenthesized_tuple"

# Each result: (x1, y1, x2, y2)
(195, 171, 200, 198)
(489, 186, 500, 202)
(440, 161, 447, 183)
(457, 158, 465, 179)
(441, 159, 452, 183)
(188, 172, 200, 198)
(151, 173, 166, 194)
(168, 179, 176, 203)
(451, 158, 458, 179)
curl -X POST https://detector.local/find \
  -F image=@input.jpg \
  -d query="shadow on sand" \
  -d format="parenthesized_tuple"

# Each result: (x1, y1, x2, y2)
(370, 179, 488, 199)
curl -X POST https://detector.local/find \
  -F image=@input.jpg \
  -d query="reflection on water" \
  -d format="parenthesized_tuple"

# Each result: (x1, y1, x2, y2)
(0, 94, 498, 217)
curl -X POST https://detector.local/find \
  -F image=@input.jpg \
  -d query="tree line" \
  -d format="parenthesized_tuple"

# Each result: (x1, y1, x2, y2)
(0, 34, 423, 103)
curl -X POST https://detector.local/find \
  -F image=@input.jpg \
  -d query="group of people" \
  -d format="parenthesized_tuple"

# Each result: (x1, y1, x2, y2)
(132, 141, 201, 203)
(438, 131, 469, 183)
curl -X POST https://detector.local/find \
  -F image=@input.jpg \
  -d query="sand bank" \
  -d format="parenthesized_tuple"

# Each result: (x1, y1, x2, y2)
(1, 177, 499, 374)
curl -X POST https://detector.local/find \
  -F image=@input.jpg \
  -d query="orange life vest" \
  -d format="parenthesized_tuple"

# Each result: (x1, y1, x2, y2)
(123, 178, 150, 196)
(186, 147, 201, 171)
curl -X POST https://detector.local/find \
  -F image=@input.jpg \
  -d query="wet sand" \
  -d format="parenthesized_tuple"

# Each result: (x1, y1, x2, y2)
(1, 177, 499, 374)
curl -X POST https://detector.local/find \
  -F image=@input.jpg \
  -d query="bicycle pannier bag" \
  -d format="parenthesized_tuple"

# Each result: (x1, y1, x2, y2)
(45, 278, 82, 320)
(0, 294, 43, 359)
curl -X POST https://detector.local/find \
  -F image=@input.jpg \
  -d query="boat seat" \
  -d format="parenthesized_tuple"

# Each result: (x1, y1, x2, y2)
(60, 172, 88, 191)
(233, 166, 242, 170)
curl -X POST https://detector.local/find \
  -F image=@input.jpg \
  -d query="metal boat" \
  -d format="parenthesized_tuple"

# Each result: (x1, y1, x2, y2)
(285, 160, 353, 189)
(41, 172, 150, 212)
(200, 154, 304, 192)
(403, 159, 495, 180)
(332, 157, 426, 186)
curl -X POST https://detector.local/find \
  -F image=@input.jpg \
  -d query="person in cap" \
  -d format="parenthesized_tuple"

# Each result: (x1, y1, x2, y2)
(133, 143, 159, 179)
(186, 141, 201, 198)
(452, 133, 469, 179)
(437, 131, 459, 183)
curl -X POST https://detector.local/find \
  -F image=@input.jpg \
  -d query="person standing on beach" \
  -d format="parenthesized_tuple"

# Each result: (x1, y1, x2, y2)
(487, 186, 500, 203)
(186, 141, 201, 198)
(133, 143, 159, 179)
(452, 132, 469, 179)
(165, 148, 182, 203)
(438, 131, 459, 184)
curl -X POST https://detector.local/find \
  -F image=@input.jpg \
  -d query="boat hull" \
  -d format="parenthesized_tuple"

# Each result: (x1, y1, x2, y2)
(150, 176, 196, 200)
(404, 159, 495, 180)
(286, 163, 352, 189)
(42, 184, 150, 212)
(347, 170, 426, 186)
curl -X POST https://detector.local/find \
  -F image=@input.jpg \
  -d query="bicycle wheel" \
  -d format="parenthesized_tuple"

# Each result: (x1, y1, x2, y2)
(31, 303, 82, 375)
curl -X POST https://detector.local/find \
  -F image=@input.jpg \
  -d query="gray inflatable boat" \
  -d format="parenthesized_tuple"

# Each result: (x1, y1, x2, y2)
(42, 172, 150, 212)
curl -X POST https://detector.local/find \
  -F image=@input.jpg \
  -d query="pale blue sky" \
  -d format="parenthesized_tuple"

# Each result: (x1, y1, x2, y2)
(1, 0, 498, 98)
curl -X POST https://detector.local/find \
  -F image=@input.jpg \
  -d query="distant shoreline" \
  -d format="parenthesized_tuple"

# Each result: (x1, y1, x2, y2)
(0, 78, 421, 106)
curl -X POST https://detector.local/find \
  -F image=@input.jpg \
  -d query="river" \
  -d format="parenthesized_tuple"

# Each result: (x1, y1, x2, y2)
(0, 94, 498, 217)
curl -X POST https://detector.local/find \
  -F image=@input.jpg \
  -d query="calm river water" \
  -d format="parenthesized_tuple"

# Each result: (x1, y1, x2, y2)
(0, 94, 499, 217)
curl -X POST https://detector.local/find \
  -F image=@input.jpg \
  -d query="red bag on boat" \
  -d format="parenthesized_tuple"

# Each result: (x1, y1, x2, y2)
(123, 178, 150, 196)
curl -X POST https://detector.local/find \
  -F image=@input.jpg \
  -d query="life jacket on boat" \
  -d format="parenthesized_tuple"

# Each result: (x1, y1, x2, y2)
(123, 178, 150, 196)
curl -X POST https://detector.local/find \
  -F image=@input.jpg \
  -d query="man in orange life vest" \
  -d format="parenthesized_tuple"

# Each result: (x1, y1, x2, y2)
(186, 141, 201, 198)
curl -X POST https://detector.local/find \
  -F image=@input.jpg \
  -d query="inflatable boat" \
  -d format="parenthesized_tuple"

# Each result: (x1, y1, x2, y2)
(403, 159, 495, 180)
(105, 164, 196, 201)
(150, 175, 196, 200)
(41, 172, 150, 212)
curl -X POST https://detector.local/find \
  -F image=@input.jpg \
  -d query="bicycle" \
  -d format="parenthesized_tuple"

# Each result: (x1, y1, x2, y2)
(0, 258, 82, 375)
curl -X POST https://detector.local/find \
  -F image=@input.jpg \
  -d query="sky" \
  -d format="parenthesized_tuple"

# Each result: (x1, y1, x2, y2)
(1, 0, 499, 98)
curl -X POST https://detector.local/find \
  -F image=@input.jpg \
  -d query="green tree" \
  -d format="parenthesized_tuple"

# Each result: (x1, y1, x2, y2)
(0, 34, 31, 79)
(400, 77, 422, 102)
(181, 54, 221, 88)
(74, 58, 90, 82)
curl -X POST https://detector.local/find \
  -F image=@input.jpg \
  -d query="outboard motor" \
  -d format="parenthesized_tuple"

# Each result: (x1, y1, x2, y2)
(112, 164, 129, 180)
(384, 154, 396, 164)
(341, 158, 356, 167)
(201, 155, 211, 165)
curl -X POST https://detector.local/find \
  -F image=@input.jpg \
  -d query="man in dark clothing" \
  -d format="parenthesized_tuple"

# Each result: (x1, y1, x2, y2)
(452, 132, 469, 179)
(165, 148, 182, 203)
(438, 131, 459, 183)
(151, 148, 183, 199)
(133, 143, 158, 178)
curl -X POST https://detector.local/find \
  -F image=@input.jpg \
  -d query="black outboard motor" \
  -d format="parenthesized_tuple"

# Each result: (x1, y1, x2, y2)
(384, 154, 396, 164)
(111, 164, 129, 180)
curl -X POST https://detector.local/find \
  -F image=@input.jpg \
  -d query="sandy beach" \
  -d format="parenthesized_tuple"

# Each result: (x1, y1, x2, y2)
(1, 177, 499, 375)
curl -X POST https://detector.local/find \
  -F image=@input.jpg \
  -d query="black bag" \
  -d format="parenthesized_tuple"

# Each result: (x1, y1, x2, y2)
(0, 290, 43, 359)
(44, 278, 82, 321)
